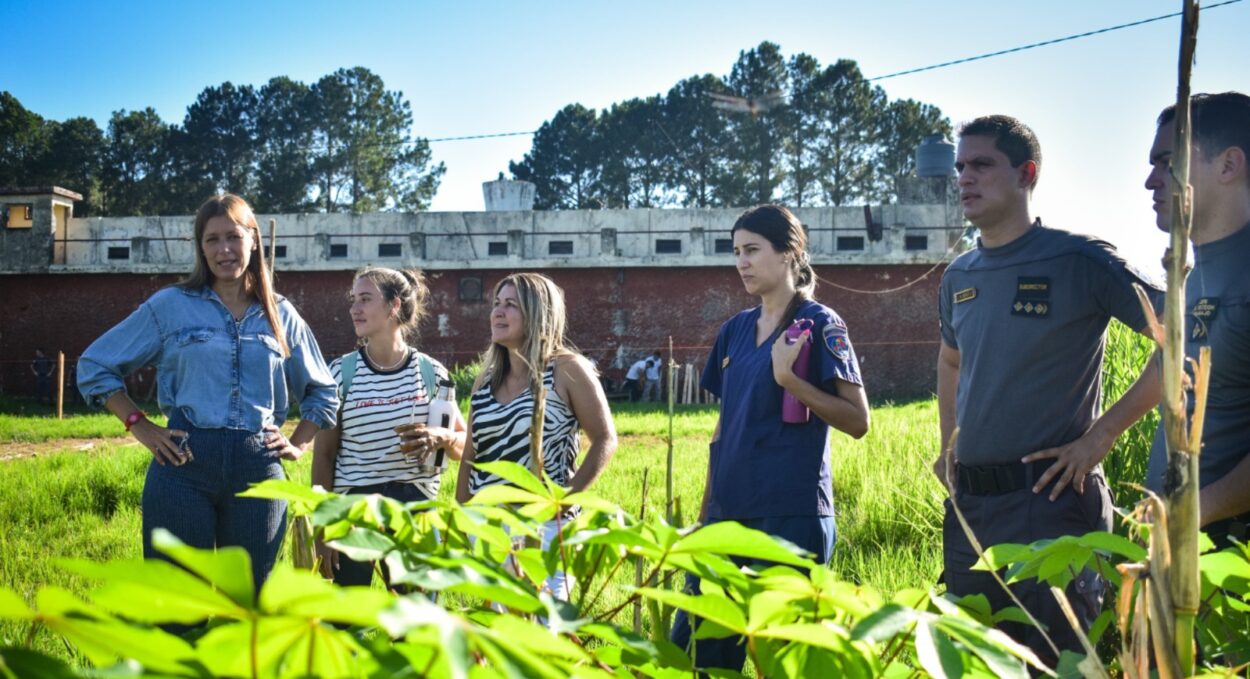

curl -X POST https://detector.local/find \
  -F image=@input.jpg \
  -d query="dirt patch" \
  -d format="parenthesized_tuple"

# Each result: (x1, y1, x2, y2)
(0, 437, 136, 462)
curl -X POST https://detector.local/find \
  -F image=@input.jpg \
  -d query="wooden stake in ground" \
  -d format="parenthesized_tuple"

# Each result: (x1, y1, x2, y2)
(666, 336, 675, 524)
(1162, 2, 1201, 673)
(56, 351, 65, 419)
(634, 468, 649, 634)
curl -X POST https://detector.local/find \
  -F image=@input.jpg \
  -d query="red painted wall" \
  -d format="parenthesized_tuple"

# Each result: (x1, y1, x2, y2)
(0, 264, 943, 400)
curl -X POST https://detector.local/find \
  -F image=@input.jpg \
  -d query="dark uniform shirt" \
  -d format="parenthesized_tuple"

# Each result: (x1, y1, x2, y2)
(1148, 222, 1250, 492)
(700, 299, 862, 520)
(939, 224, 1159, 466)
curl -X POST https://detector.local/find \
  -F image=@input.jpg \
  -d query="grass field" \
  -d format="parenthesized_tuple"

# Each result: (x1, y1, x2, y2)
(0, 397, 948, 664)
(0, 395, 166, 444)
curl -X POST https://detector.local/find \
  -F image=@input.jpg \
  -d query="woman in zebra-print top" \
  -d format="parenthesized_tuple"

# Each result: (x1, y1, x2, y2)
(455, 273, 617, 595)
(465, 362, 580, 496)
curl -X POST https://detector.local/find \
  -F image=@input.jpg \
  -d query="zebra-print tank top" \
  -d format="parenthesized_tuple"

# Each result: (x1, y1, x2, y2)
(468, 364, 580, 495)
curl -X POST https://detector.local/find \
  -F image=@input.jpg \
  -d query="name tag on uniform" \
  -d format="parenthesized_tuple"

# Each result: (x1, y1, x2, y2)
(1011, 276, 1051, 317)
(953, 288, 977, 304)
(1190, 297, 1219, 341)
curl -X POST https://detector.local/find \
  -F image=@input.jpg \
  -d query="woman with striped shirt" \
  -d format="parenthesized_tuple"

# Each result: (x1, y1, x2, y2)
(312, 267, 466, 585)
(455, 273, 617, 598)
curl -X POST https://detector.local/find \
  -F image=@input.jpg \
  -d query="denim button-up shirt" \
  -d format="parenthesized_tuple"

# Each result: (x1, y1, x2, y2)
(78, 286, 338, 432)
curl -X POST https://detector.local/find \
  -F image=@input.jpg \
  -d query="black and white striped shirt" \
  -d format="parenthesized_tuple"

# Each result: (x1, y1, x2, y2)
(329, 349, 455, 497)
(468, 364, 580, 496)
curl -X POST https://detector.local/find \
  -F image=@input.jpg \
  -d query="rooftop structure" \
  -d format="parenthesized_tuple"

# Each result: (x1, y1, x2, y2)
(0, 178, 963, 275)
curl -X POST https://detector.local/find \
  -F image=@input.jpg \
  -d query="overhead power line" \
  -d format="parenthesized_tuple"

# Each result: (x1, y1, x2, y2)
(316, 1, 1247, 148)
(866, 0, 1243, 81)
(425, 130, 536, 143)
(427, 1, 1240, 143)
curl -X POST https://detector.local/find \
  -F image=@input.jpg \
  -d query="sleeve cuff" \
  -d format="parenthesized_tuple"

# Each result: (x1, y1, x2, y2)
(86, 387, 125, 410)
(301, 409, 336, 431)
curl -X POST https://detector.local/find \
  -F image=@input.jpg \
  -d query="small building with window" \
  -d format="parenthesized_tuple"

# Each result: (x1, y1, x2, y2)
(0, 186, 83, 272)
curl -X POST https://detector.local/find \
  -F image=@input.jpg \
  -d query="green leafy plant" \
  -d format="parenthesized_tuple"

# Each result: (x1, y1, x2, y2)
(1, 463, 1052, 678)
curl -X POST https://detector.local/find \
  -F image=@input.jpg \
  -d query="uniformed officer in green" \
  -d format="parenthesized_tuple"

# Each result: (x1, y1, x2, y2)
(935, 115, 1163, 666)
(1144, 92, 1250, 548)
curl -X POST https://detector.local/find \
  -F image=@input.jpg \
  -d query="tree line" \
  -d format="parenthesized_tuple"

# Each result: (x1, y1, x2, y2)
(0, 67, 444, 216)
(509, 42, 952, 210)
(2, 44, 950, 218)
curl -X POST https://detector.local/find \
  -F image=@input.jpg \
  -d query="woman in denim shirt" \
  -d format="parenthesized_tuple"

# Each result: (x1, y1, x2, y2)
(78, 194, 338, 591)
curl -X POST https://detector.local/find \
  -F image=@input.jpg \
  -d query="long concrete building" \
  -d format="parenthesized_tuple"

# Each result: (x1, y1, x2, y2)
(0, 177, 965, 400)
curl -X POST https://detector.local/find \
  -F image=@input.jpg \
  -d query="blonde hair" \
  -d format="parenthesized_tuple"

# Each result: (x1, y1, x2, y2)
(353, 266, 428, 343)
(180, 194, 288, 356)
(481, 273, 575, 392)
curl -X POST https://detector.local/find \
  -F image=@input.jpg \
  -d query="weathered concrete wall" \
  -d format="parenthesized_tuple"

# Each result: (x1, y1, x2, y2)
(0, 196, 55, 273)
(0, 265, 943, 401)
(49, 204, 964, 273)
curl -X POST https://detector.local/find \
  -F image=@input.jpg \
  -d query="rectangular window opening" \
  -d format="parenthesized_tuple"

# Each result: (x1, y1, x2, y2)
(273, 245, 287, 259)
(488, 241, 508, 256)
(107, 246, 130, 260)
(378, 243, 402, 257)
(329, 243, 348, 258)
(548, 240, 573, 256)
(905, 235, 929, 251)
(836, 236, 865, 251)
(655, 239, 682, 254)
(714, 238, 733, 254)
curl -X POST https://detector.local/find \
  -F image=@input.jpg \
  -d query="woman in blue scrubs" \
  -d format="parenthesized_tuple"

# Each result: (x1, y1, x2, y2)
(672, 203, 870, 673)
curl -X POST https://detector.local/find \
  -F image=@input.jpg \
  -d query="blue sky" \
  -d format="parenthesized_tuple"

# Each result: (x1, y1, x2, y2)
(2, 0, 1246, 270)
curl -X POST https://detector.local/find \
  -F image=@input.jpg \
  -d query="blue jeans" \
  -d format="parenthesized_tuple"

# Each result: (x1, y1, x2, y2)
(332, 481, 433, 588)
(142, 411, 287, 594)
(670, 514, 837, 675)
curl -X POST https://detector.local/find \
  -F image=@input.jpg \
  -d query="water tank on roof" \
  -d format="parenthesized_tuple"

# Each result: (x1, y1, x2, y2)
(916, 134, 956, 177)
(483, 177, 536, 211)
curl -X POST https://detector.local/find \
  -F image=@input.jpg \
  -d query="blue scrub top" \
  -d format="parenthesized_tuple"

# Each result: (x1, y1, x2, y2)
(701, 299, 862, 520)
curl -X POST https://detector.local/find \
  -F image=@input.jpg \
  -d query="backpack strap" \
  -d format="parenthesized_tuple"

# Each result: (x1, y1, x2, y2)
(338, 350, 358, 402)
(415, 351, 438, 396)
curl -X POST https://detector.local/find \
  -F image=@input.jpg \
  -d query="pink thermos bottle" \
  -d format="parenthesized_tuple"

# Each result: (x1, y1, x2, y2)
(782, 318, 814, 424)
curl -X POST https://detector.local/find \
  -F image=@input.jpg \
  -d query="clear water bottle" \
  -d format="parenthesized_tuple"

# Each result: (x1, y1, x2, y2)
(423, 379, 458, 472)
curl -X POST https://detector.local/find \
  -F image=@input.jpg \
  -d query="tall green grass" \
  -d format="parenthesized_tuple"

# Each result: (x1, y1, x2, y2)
(1100, 320, 1160, 508)
(830, 400, 945, 593)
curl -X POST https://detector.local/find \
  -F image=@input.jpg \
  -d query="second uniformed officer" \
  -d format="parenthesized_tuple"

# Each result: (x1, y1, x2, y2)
(934, 115, 1163, 666)
(1144, 92, 1250, 548)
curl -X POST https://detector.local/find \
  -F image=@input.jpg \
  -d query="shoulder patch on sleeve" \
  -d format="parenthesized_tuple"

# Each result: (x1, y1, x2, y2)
(822, 319, 850, 361)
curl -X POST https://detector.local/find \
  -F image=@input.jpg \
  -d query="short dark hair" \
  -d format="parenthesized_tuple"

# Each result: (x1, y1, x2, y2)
(957, 114, 1043, 180)
(1158, 92, 1250, 174)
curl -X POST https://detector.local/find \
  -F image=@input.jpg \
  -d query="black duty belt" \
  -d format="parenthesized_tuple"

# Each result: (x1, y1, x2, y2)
(1207, 512, 1250, 550)
(956, 458, 1061, 496)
